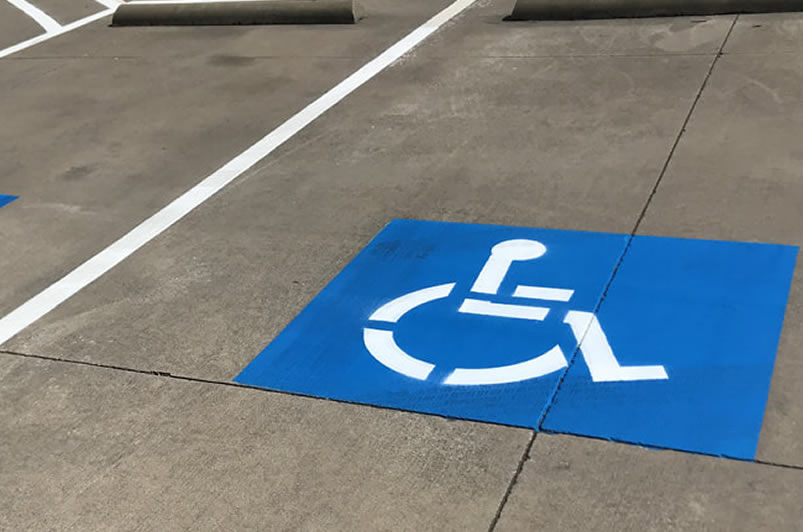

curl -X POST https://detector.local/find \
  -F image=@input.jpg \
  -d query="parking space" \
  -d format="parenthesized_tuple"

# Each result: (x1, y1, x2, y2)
(1, 0, 802, 529)
(0, 0, 453, 318)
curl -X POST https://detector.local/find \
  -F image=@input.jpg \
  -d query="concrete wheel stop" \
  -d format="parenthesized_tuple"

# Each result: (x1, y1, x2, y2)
(505, 0, 803, 20)
(112, 0, 363, 26)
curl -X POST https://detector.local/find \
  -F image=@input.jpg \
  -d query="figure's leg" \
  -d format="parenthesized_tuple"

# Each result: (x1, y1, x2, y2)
(564, 311, 668, 382)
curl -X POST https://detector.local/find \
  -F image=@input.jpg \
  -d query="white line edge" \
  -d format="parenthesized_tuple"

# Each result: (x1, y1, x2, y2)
(0, 8, 115, 59)
(7, 0, 63, 34)
(512, 285, 575, 302)
(93, 0, 123, 9)
(368, 283, 455, 323)
(458, 299, 550, 321)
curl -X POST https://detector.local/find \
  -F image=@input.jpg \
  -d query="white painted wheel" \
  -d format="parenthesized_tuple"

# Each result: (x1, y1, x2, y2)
(363, 283, 569, 386)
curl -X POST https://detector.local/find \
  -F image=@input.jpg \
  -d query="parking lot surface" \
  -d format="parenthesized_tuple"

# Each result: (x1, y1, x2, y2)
(1, 1, 802, 530)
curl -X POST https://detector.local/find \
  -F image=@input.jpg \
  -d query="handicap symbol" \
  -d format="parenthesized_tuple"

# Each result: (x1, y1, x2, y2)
(363, 239, 668, 386)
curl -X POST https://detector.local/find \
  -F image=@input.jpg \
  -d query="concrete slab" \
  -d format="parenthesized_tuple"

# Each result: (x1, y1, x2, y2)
(633, 48, 803, 467)
(426, 0, 735, 57)
(3, 48, 718, 378)
(0, 353, 530, 530)
(33, 0, 105, 25)
(0, 54, 361, 316)
(0, 0, 453, 318)
(725, 12, 803, 53)
(0, 2, 43, 50)
(495, 434, 803, 532)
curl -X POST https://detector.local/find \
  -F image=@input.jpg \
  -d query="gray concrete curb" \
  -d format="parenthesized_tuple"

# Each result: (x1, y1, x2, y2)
(112, 1, 362, 26)
(506, 0, 803, 20)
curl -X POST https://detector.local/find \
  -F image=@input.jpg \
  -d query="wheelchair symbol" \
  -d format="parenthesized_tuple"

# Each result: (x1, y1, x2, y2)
(363, 239, 668, 386)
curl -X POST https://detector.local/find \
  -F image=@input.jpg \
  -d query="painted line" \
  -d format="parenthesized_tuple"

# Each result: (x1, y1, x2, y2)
(0, 0, 478, 346)
(128, 0, 275, 4)
(94, 0, 123, 9)
(369, 283, 455, 324)
(0, 195, 19, 208)
(470, 239, 546, 295)
(363, 328, 435, 380)
(513, 285, 574, 302)
(7, 0, 62, 33)
(565, 310, 668, 382)
(458, 299, 550, 321)
(443, 345, 568, 386)
(0, 7, 115, 60)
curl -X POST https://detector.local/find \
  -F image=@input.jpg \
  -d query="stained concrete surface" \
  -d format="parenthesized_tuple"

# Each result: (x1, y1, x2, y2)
(495, 434, 803, 532)
(0, 54, 366, 316)
(725, 11, 803, 53)
(427, 0, 735, 56)
(0, 2, 43, 50)
(0, 353, 529, 531)
(0, 0, 453, 317)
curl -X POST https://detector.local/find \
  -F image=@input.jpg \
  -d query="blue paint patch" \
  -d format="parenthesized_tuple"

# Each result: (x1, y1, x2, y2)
(542, 236, 797, 460)
(236, 220, 797, 459)
(236, 219, 629, 427)
(0, 195, 18, 208)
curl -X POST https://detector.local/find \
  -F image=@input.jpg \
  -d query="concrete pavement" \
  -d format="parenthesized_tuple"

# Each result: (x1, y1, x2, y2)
(0, 353, 529, 530)
(0, 2, 42, 49)
(31, 0, 106, 25)
(495, 434, 803, 531)
(1, 0, 801, 529)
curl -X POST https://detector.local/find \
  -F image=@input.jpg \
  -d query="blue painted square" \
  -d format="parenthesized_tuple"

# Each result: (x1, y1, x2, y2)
(542, 235, 797, 460)
(237, 220, 797, 458)
(236, 219, 628, 427)
(0, 195, 18, 208)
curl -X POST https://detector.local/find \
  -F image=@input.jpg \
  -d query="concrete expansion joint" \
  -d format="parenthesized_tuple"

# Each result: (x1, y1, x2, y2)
(488, 432, 537, 532)
(754, 459, 803, 472)
(534, 235, 633, 429)
(527, 15, 751, 470)
(0, 348, 191, 383)
(630, 15, 738, 239)
(2, 349, 802, 471)
(0, 348, 528, 426)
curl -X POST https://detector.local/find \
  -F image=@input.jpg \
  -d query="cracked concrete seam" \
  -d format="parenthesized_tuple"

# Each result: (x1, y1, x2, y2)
(2, 346, 802, 475)
(487, 431, 537, 532)
(532, 19, 739, 431)
(485, 17, 746, 529)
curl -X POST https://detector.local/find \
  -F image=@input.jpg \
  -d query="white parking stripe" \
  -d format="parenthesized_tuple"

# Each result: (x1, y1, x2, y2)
(93, 0, 123, 9)
(459, 299, 550, 321)
(0, 0, 479, 346)
(512, 285, 575, 302)
(0, 8, 114, 59)
(7, 0, 62, 33)
(128, 0, 270, 4)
